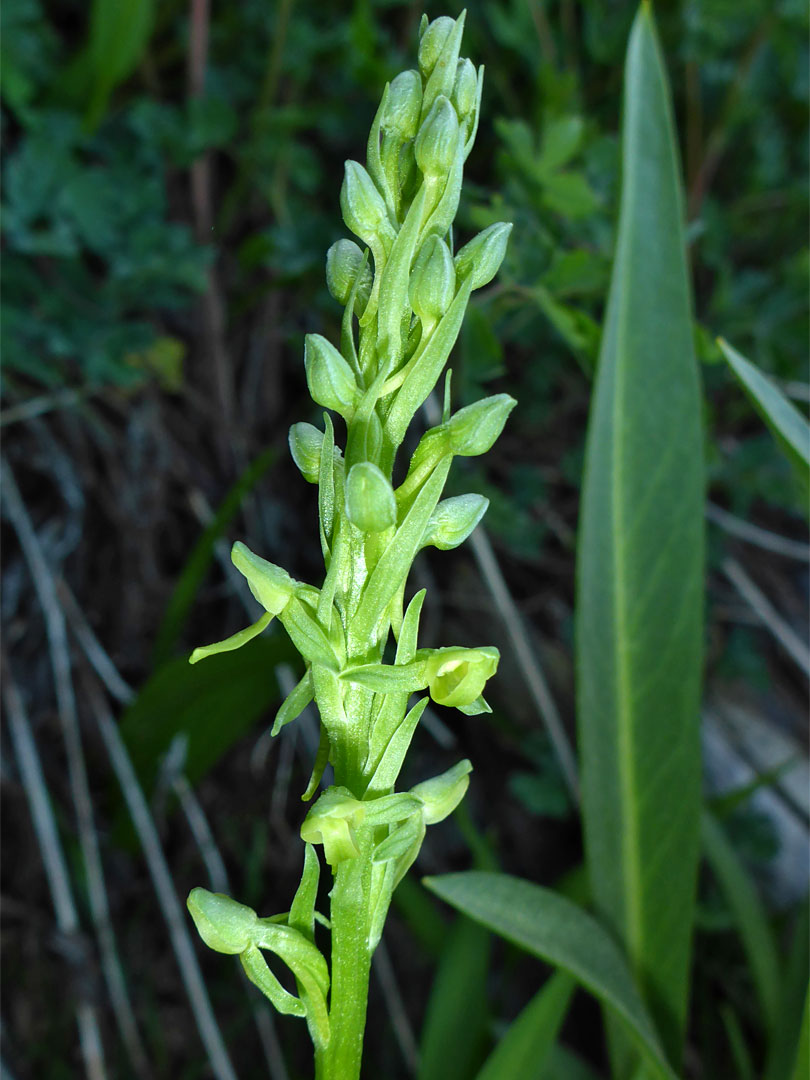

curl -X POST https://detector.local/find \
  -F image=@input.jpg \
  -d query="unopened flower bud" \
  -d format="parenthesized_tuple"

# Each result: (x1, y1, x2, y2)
(288, 422, 323, 483)
(415, 96, 459, 178)
(345, 462, 396, 533)
(187, 889, 257, 955)
(409, 236, 456, 329)
(232, 541, 295, 615)
(424, 647, 499, 708)
(383, 69, 422, 141)
(447, 394, 516, 456)
(454, 222, 512, 290)
(340, 160, 390, 245)
(304, 333, 358, 417)
(451, 58, 477, 119)
(411, 759, 472, 824)
(326, 239, 372, 311)
(301, 788, 366, 870)
(418, 16, 455, 78)
(422, 493, 489, 550)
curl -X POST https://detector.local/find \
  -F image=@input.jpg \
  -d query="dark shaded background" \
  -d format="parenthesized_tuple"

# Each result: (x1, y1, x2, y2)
(2, 1, 808, 1077)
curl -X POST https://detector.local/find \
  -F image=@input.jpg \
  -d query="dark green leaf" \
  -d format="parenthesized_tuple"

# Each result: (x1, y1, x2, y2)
(120, 634, 295, 793)
(151, 447, 277, 666)
(702, 812, 781, 1038)
(424, 872, 677, 1080)
(718, 337, 810, 496)
(417, 915, 491, 1080)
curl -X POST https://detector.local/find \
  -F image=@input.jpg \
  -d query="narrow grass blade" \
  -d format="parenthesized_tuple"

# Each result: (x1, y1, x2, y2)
(541, 1044, 603, 1080)
(152, 447, 276, 666)
(720, 1004, 756, 1080)
(790, 986, 809, 1080)
(417, 915, 490, 1080)
(475, 971, 574, 1080)
(701, 812, 781, 1038)
(575, 5, 704, 1069)
(717, 337, 810, 494)
(423, 872, 677, 1080)
(765, 903, 809, 1080)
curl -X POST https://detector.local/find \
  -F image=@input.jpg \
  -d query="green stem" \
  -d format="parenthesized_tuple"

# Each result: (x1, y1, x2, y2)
(318, 836, 375, 1080)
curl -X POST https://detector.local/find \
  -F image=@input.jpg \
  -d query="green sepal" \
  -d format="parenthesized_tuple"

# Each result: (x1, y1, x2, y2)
(410, 235, 456, 332)
(271, 667, 314, 736)
(395, 427, 452, 512)
(302, 722, 331, 802)
(326, 238, 372, 312)
(364, 791, 422, 825)
(289, 422, 324, 484)
(419, 126, 466, 242)
(415, 95, 460, 179)
(376, 813, 426, 902)
(451, 58, 477, 123)
(345, 461, 397, 533)
(418, 16, 454, 80)
(420, 13, 465, 116)
(456, 695, 491, 716)
(454, 222, 512, 290)
(187, 888, 257, 954)
(421, 493, 489, 551)
(373, 813, 424, 864)
(447, 393, 516, 456)
(384, 68, 422, 139)
(189, 611, 273, 665)
(289, 843, 321, 943)
(340, 159, 395, 255)
(305, 333, 359, 420)
(410, 758, 472, 824)
(232, 541, 295, 615)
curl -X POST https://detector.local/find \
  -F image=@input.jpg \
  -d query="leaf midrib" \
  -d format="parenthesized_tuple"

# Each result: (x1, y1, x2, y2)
(612, 25, 655, 982)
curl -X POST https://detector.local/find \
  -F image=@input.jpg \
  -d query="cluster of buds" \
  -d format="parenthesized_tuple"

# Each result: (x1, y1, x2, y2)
(187, 11, 515, 1057)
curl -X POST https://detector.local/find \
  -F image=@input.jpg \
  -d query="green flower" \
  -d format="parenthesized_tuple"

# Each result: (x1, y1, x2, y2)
(425, 646, 499, 707)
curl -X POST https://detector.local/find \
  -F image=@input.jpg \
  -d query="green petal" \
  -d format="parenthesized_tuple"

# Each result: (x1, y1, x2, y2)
(189, 612, 274, 665)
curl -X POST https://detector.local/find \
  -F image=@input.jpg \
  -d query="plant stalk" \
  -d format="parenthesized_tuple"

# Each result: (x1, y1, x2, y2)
(316, 833, 375, 1080)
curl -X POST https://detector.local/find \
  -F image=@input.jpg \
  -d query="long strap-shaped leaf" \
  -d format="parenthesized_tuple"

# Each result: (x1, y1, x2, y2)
(575, 4, 704, 1072)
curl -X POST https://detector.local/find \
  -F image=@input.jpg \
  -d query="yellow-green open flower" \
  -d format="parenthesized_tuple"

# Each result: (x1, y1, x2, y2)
(425, 646, 499, 707)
